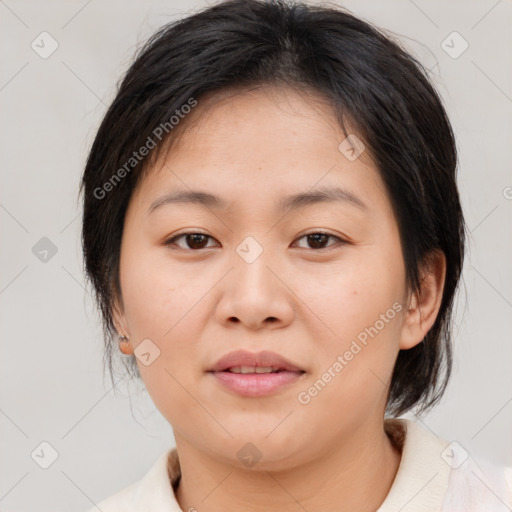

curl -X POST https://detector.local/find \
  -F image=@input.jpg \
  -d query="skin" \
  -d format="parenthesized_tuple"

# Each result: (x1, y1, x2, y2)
(113, 85, 446, 512)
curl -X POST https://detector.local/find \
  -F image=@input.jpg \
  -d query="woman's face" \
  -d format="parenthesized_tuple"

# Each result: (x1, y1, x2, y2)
(115, 86, 413, 469)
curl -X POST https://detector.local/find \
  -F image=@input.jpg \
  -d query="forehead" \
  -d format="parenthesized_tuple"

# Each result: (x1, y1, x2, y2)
(131, 86, 390, 218)
(169, 85, 353, 162)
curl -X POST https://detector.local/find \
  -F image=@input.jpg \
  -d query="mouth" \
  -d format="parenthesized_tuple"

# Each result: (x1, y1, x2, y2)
(207, 350, 306, 397)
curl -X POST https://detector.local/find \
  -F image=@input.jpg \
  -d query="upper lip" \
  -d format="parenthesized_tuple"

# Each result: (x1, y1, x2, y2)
(208, 350, 304, 372)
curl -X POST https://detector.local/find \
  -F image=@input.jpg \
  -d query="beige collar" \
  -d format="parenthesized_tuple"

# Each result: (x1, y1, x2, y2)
(377, 418, 451, 512)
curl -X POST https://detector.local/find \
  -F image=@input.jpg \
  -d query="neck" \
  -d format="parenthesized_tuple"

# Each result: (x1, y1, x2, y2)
(174, 419, 402, 512)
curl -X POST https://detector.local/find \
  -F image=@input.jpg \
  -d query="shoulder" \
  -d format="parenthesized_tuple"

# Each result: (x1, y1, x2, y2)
(379, 419, 512, 512)
(85, 480, 139, 512)
(441, 444, 512, 512)
(83, 449, 179, 512)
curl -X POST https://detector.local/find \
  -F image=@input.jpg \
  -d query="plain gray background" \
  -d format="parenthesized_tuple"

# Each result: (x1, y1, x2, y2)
(1, 0, 511, 511)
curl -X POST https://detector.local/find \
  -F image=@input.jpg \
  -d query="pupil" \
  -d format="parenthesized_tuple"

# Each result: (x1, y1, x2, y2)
(187, 234, 207, 249)
(308, 233, 327, 249)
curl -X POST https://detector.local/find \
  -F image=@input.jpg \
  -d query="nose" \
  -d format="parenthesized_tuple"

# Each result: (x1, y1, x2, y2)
(215, 245, 295, 331)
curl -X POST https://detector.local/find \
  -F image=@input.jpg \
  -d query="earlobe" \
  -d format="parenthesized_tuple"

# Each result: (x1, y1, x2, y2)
(399, 250, 446, 350)
(118, 334, 134, 355)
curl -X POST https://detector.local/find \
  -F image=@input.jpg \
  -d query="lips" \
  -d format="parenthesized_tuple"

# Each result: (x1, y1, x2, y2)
(207, 350, 305, 397)
(208, 349, 304, 374)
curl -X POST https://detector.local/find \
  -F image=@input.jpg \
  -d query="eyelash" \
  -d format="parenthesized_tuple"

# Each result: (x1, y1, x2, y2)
(164, 231, 347, 251)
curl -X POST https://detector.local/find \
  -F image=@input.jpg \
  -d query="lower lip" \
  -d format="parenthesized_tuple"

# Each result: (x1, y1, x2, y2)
(209, 370, 304, 397)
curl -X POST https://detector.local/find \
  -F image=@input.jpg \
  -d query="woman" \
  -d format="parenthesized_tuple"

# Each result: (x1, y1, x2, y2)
(81, 0, 512, 510)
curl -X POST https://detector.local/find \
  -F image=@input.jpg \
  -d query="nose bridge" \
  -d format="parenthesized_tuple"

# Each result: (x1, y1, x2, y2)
(233, 234, 277, 295)
(217, 234, 294, 329)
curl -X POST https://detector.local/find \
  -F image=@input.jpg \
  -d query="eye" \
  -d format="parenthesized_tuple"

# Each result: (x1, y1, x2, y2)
(293, 231, 345, 250)
(165, 232, 219, 250)
(164, 230, 346, 251)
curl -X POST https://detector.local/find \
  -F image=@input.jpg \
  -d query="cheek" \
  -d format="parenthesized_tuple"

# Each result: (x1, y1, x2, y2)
(119, 242, 198, 336)
(293, 243, 405, 338)
(118, 246, 210, 425)
(291, 248, 405, 407)
(118, 241, 221, 375)
(295, 284, 403, 427)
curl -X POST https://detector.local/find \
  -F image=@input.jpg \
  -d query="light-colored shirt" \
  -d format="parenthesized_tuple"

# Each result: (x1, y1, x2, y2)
(86, 418, 512, 511)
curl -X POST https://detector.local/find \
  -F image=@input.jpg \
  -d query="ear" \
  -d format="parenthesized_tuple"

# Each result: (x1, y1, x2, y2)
(399, 250, 446, 350)
(112, 298, 134, 355)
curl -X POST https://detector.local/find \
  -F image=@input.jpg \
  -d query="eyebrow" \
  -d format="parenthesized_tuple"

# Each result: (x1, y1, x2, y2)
(147, 185, 367, 215)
